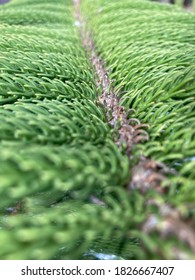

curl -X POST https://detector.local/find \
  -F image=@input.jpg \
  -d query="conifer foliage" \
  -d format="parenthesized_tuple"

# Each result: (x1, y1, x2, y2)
(0, 0, 195, 259)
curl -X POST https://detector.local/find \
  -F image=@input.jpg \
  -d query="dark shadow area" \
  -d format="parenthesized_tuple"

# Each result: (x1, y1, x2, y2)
(158, 0, 193, 10)
(0, 0, 10, 5)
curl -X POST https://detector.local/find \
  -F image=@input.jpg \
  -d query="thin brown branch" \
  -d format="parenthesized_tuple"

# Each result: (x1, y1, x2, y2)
(73, 0, 195, 258)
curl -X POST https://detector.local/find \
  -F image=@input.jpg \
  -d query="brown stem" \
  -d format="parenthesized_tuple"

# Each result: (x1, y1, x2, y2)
(73, 0, 195, 258)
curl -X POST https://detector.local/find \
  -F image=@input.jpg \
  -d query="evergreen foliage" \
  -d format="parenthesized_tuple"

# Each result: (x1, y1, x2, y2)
(81, 0, 195, 217)
(0, 0, 194, 259)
